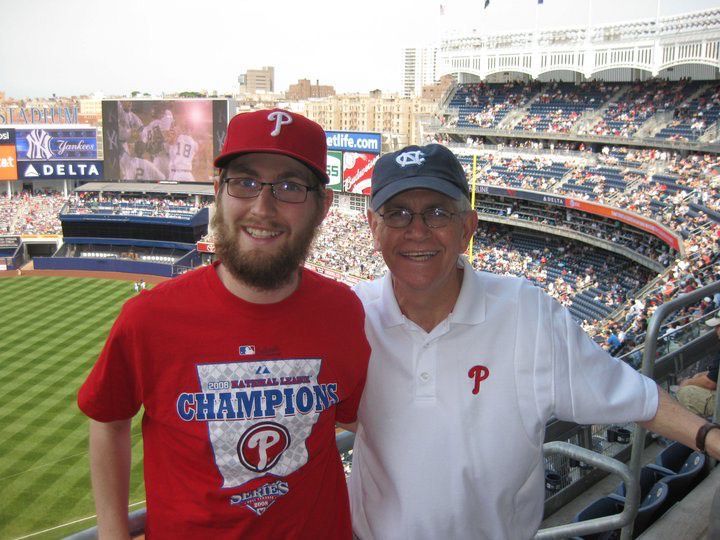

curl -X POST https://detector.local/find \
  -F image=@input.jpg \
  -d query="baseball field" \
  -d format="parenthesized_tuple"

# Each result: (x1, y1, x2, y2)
(0, 276, 146, 539)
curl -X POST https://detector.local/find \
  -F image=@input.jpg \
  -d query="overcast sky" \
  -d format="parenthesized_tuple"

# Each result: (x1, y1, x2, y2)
(1, 0, 717, 99)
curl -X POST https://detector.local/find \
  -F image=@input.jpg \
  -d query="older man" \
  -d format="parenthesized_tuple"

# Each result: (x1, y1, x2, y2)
(349, 143, 720, 540)
(79, 109, 369, 539)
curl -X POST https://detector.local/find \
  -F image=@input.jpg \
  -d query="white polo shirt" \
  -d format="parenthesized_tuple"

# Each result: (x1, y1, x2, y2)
(350, 257, 658, 540)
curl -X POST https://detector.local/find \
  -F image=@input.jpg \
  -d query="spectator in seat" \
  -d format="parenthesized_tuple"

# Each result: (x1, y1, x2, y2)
(677, 317, 719, 418)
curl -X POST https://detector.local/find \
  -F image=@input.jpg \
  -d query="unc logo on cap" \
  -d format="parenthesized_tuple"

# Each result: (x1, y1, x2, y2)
(396, 150, 425, 168)
(267, 111, 293, 137)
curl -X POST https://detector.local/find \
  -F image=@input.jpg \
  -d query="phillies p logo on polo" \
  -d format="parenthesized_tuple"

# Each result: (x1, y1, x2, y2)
(468, 365, 490, 395)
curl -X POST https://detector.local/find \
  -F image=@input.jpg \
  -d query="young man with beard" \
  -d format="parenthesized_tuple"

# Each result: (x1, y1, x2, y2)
(78, 109, 369, 539)
(348, 143, 720, 539)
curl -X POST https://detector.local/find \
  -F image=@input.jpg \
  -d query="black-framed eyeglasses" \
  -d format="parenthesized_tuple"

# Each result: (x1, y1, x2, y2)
(223, 177, 319, 203)
(377, 207, 457, 228)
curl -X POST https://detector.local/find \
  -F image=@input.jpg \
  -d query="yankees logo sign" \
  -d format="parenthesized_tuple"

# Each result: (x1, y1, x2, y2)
(267, 111, 293, 137)
(468, 365, 490, 395)
(395, 150, 425, 167)
(25, 129, 53, 160)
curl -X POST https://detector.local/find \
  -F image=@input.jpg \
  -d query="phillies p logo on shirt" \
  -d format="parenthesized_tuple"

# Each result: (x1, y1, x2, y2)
(238, 422, 291, 472)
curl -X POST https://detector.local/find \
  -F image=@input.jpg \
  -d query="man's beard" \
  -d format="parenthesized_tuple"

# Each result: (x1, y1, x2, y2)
(211, 201, 320, 291)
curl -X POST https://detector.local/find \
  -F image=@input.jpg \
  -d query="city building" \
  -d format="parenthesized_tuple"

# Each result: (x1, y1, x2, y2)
(238, 66, 275, 94)
(402, 47, 438, 98)
(301, 93, 439, 149)
(286, 79, 335, 101)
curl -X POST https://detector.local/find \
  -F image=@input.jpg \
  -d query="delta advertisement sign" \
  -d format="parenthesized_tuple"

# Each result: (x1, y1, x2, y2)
(17, 160, 103, 180)
(4, 126, 103, 181)
(325, 131, 381, 195)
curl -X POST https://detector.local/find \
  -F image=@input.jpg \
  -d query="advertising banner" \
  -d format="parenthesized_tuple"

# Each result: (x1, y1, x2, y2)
(326, 151, 343, 192)
(0, 129, 18, 181)
(197, 241, 215, 253)
(564, 198, 681, 252)
(475, 182, 681, 252)
(0, 128, 16, 146)
(0, 128, 17, 180)
(103, 99, 223, 182)
(326, 131, 381, 154)
(0, 236, 21, 248)
(15, 128, 97, 161)
(18, 160, 103, 180)
(343, 152, 379, 195)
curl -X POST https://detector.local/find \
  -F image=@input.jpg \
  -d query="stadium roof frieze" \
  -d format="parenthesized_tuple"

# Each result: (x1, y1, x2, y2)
(437, 7, 720, 81)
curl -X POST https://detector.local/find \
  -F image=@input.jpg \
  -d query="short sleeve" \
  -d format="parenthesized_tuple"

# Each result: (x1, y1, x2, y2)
(333, 297, 370, 424)
(549, 292, 658, 425)
(77, 303, 143, 422)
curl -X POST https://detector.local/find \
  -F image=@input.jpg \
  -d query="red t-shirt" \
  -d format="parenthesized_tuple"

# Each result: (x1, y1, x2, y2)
(78, 263, 369, 539)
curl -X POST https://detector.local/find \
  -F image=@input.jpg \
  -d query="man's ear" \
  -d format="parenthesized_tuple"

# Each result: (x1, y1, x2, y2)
(367, 209, 382, 252)
(319, 188, 334, 222)
(460, 208, 479, 252)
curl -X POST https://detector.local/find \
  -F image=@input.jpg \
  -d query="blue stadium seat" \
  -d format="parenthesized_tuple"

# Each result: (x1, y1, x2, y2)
(572, 481, 669, 539)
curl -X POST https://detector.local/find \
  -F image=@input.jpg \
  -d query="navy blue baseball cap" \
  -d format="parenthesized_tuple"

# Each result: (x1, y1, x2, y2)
(370, 144, 470, 211)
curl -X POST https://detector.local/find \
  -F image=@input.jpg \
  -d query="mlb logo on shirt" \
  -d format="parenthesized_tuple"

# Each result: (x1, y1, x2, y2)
(239, 345, 256, 356)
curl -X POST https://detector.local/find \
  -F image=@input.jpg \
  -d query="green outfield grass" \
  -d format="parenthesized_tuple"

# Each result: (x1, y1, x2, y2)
(0, 277, 147, 539)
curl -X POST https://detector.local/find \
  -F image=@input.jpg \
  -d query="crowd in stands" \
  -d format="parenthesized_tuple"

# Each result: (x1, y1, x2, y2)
(0, 191, 66, 235)
(448, 79, 719, 142)
(308, 209, 387, 280)
(65, 192, 210, 218)
(451, 81, 539, 129)
(589, 79, 698, 137)
(655, 83, 720, 142)
(460, 146, 719, 242)
(513, 81, 618, 133)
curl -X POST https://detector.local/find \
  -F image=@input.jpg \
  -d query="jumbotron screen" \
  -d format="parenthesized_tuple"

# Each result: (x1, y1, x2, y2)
(102, 99, 229, 183)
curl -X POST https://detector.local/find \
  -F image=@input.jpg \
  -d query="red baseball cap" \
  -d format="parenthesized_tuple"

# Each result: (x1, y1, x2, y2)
(214, 108, 329, 183)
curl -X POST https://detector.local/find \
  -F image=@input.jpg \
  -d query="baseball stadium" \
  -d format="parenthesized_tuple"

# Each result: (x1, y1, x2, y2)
(2, 3, 720, 539)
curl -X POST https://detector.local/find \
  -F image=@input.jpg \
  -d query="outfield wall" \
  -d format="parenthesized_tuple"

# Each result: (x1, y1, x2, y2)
(33, 256, 174, 277)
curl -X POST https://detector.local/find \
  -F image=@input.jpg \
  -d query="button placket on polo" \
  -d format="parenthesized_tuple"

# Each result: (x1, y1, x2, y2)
(415, 336, 437, 399)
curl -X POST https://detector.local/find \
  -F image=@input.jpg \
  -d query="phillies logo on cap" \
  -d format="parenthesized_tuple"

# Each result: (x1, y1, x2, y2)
(213, 108, 329, 183)
(267, 111, 293, 136)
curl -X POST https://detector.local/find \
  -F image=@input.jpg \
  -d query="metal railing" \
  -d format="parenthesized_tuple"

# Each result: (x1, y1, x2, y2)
(620, 279, 720, 539)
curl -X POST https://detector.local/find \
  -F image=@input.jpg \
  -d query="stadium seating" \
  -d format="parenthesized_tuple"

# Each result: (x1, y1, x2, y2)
(572, 481, 669, 539)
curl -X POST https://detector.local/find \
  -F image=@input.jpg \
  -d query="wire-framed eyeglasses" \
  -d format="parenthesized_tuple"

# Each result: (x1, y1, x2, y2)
(223, 177, 319, 203)
(377, 207, 458, 228)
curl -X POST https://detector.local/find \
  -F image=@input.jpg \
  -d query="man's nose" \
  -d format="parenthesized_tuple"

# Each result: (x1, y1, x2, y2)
(404, 213, 431, 239)
(249, 185, 278, 215)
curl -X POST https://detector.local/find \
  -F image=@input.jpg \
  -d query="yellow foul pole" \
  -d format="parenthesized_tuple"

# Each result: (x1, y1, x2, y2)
(467, 154, 478, 260)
